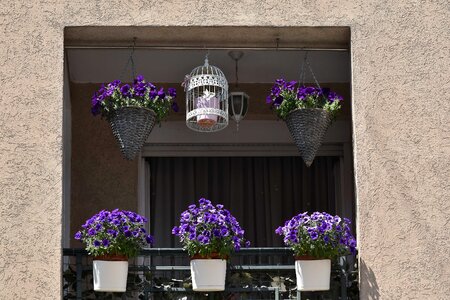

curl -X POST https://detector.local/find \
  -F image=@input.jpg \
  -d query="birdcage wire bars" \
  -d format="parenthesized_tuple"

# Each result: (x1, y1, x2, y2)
(185, 56, 228, 132)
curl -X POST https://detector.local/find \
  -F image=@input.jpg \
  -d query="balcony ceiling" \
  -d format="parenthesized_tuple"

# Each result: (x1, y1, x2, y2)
(66, 26, 350, 84)
(67, 49, 350, 84)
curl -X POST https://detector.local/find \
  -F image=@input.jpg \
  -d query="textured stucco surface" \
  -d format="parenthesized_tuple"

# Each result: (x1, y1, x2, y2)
(0, 1, 449, 299)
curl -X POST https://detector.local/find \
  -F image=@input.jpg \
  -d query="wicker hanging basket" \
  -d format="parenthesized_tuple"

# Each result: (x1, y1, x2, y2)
(285, 108, 332, 167)
(108, 106, 157, 160)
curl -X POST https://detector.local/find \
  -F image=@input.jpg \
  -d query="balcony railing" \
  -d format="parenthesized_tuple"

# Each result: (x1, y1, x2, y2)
(63, 248, 358, 300)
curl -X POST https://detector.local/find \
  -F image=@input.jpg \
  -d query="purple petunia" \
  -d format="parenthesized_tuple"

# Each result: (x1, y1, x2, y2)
(91, 75, 178, 120)
(168, 87, 177, 98)
(309, 231, 319, 240)
(107, 229, 117, 237)
(74, 231, 82, 240)
(172, 198, 248, 258)
(172, 226, 180, 236)
(266, 78, 343, 120)
(134, 75, 144, 84)
(149, 89, 158, 99)
(134, 82, 147, 97)
(275, 211, 356, 258)
(145, 234, 153, 244)
(157, 88, 165, 99)
(120, 84, 131, 97)
(171, 102, 179, 112)
(75, 209, 154, 258)
(88, 228, 96, 236)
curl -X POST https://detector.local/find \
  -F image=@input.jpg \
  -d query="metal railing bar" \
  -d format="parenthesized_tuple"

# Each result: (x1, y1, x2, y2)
(63, 248, 355, 300)
(63, 247, 296, 255)
(75, 253, 82, 300)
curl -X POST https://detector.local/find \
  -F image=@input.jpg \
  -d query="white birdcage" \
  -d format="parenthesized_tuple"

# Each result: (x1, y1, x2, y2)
(185, 56, 228, 132)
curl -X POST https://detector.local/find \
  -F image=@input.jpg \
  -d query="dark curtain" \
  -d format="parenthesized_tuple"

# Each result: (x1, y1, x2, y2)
(149, 156, 340, 248)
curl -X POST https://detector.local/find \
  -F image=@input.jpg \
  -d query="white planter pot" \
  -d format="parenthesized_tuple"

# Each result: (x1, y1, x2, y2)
(190, 259, 227, 291)
(93, 259, 128, 292)
(295, 259, 331, 291)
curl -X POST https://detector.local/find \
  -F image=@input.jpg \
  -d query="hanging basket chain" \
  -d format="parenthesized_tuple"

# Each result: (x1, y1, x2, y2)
(299, 52, 322, 91)
(204, 49, 210, 66)
(119, 38, 137, 81)
(299, 52, 307, 85)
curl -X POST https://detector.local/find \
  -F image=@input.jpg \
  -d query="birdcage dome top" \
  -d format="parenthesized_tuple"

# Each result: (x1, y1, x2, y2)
(186, 57, 228, 92)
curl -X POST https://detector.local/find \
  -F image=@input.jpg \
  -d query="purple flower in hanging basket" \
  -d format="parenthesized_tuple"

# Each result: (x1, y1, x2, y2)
(168, 87, 177, 98)
(97, 84, 106, 96)
(274, 95, 283, 106)
(271, 85, 282, 97)
(321, 87, 330, 97)
(172, 198, 249, 258)
(327, 91, 344, 103)
(266, 78, 343, 120)
(120, 84, 131, 97)
(133, 82, 147, 97)
(171, 101, 179, 112)
(149, 89, 158, 99)
(157, 87, 165, 99)
(91, 104, 101, 116)
(275, 78, 286, 86)
(284, 80, 297, 91)
(134, 75, 144, 84)
(111, 79, 121, 87)
(91, 92, 105, 115)
(91, 75, 177, 122)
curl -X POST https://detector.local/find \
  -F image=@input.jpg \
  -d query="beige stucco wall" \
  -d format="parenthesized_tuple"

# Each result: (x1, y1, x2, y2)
(0, 1, 449, 299)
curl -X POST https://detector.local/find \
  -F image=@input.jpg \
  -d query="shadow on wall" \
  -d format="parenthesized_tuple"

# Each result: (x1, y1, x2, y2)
(360, 258, 380, 300)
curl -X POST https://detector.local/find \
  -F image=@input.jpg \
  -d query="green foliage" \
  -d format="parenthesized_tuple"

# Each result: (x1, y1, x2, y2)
(276, 91, 342, 120)
(100, 90, 173, 122)
(184, 232, 235, 259)
(266, 80, 343, 120)
(91, 76, 178, 122)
